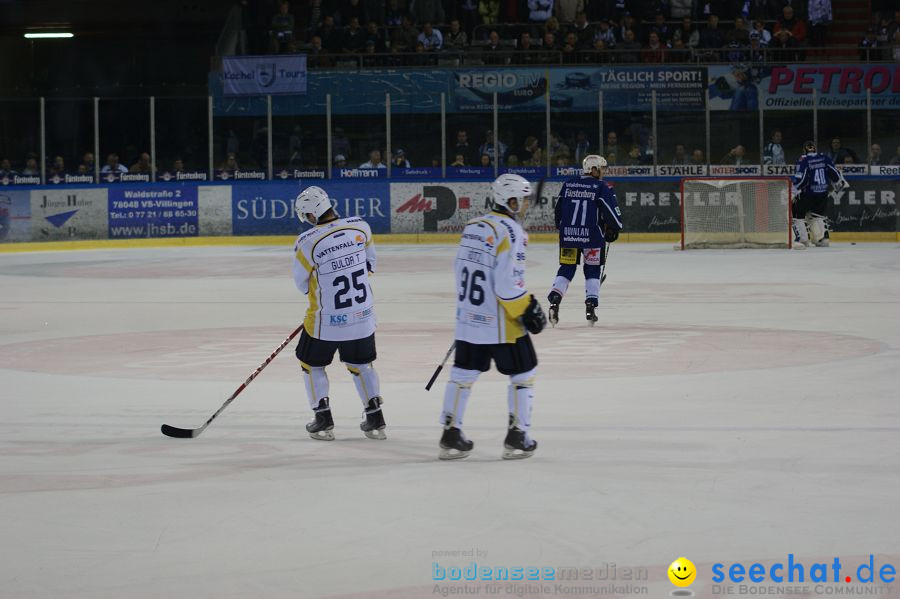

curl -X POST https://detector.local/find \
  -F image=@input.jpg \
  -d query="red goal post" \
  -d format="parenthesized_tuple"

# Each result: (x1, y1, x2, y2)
(680, 177, 793, 250)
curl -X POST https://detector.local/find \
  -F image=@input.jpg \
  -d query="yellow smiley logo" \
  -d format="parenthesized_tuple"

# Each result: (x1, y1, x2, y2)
(668, 557, 697, 587)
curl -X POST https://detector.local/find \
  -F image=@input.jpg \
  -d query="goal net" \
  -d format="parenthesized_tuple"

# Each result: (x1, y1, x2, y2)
(680, 178, 792, 249)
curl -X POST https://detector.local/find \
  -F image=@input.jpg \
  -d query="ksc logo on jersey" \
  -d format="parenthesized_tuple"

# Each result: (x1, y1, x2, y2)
(329, 315, 348, 325)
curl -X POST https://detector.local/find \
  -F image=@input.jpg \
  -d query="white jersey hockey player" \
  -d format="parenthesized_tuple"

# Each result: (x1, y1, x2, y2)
(439, 174, 547, 460)
(292, 186, 386, 441)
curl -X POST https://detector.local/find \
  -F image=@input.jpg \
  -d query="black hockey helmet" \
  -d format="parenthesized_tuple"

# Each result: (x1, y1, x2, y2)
(803, 140, 816, 153)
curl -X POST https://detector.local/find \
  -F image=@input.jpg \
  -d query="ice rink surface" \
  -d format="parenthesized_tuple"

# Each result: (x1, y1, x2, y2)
(0, 241, 898, 599)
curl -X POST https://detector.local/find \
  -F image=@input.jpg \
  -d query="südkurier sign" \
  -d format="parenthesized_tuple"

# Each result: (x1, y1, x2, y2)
(223, 55, 307, 96)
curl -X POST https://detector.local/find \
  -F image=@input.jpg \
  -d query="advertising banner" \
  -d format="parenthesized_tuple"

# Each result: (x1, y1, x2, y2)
(0, 190, 31, 242)
(223, 55, 307, 96)
(549, 66, 707, 112)
(30, 188, 108, 240)
(108, 185, 199, 239)
(232, 181, 390, 235)
(452, 69, 548, 112)
(709, 64, 900, 111)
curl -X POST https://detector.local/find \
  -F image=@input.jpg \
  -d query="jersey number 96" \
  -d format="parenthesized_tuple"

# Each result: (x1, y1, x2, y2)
(333, 268, 367, 309)
(459, 266, 486, 306)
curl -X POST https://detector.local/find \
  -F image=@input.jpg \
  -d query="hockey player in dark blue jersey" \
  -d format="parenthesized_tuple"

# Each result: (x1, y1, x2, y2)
(792, 140, 847, 247)
(547, 155, 623, 326)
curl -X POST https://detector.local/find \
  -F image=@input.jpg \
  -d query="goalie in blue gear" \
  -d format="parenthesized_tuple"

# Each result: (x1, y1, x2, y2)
(792, 140, 847, 247)
(547, 155, 623, 326)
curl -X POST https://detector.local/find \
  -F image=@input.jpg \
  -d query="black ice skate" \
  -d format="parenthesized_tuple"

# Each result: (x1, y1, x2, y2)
(439, 427, 474, 460)
(502, 427, 537, 460)
(360, 397, 387, 440)
(306, 398, 335, 441)
(547, 291, 561, 327)
(585, 298, 598, 326)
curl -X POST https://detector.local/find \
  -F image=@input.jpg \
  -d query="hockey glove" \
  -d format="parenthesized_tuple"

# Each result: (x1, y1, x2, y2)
(604, 227, 620, 243)
(521, 295, 547, 335)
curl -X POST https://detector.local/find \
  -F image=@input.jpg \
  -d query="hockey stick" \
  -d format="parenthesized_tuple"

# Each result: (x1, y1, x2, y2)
(425, 341, 456, 391)
(161, 325, 304, 438)
(600, 242, 610, 285)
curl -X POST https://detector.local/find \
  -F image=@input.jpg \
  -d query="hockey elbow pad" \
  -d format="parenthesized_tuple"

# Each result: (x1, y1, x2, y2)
(521, 295, 547, 335)
(604, 227, 620, 243)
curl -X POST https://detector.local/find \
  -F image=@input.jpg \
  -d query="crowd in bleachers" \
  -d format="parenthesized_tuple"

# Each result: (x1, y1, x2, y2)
(244, 0, 899, 66)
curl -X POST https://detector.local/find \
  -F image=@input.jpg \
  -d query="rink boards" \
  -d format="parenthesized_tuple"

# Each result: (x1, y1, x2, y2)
(0, 177, 897, 246)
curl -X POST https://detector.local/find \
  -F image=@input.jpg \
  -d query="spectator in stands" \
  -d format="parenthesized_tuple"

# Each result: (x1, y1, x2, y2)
(518, 136, 540, 162)
(270, 1, 295, 53)
(605, 131, 620, 162)
(691, 148, 706, 165)
(670, 0, 693, 19)
(668, 38, 690, 62)
(524, 147, 544, 167)
(556, 0, 582, 24)
(445, 19, 468, 50)
(391, 15, 419, 51)
(479, 153, 492, 167)
(528, 0, 554, 31)
(452, 130, 475, 165)
(868, 144, 883, 165)
(650, 12, 672, 43)
(671, 144, 689, 164)
(590, 37, 610, 62)
(418, 22, 443, 49)
(719, 145, 748, 165)
(875, 14, 891, 49)
(450, 153, 467, 166)
(747, 33, 765, 62)
(342, 17, 366, 52)
(101, 153, 128, 174)
(333, 154, 347, 168)
(727, 16, 750, 45)
(410, 40, 435, 65)
(361, 40, 381, 65)
(642, 31, 666, 62)
(305, 0, 323, 35)
(392, 149, 410, 168)
(318, 15, 342, 52)
(130, 152, 153, 174)
(478, 130, 507, 164)
(548, 132, 570, 162)
(0, 158, 15, 176)
(699, 14, 725, 60)
(360, 149, 387, 168)
(21, 156, 39, 175)
(458, 0, 479, 38)
(49, 156, 66, 177)
(363, 21, 386, 51)
(307, 35, 335, 67)
(604, 152, 616, 165)
(571, 12, 593, 47)
(412, 0, 444, 29)
(752, 19, 772, 45)
(81, 152, 95, 174)
(771, 25, 800, 61)
(172, 158, 185, 172)
(763, 130, 785, 165)
(892, 29, 900, 62)
(573, 131, 591, 163)
(859, 28, 879, 60)
(561, 32, 580, 62)
(889, 145, 900, 165)
(478, 0, 501, 28)
(622, 145, 642, 165)
(826, 137, 859, 164)
(594, 18, 616, 48)
(517, 31, 538, 63)
(774, 6, 807, 46)
(619, 29, 642, 62)
(482, 30, 507, 64)
(544, 16, 562, 38)
(745, 0, 770, 22)
(385, 0, 407, 25)
(673, 16, 699, 50)
(807, 0, 831, 46)
(540, 32, 559, 62)
(219, 153, 239, 172)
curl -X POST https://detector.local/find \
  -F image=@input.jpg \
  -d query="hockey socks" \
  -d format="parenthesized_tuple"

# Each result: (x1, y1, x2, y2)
(441, 367, 478, 429)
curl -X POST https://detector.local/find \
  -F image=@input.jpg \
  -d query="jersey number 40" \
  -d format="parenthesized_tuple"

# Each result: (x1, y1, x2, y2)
(333, 268, 367, 309)
(459, 266, 486, 306)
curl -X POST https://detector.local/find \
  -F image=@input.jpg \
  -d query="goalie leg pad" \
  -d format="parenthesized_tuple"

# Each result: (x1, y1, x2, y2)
(441, 367, 480, 429)
(792, 218, 810, 246)
(805, 213, 829, 245)
(300, 361, 330, 410)
(345, 361, 381, 405)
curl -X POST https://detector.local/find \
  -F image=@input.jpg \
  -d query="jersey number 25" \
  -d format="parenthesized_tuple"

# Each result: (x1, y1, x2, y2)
(333, 268, 367, 309)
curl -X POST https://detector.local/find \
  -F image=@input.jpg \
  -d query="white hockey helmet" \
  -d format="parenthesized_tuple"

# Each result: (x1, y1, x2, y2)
(582, 154, 607, 175)
(491, 173, 532, 213)
(294, 186, 332, 223)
